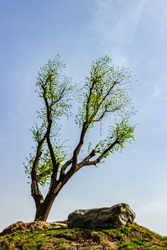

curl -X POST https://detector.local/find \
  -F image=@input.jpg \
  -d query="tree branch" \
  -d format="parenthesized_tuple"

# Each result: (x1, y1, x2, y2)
(75, 149, 96, 171)
(86, 80, 96, 122)
(90, 81, 118, 122)
(70, 79, 98, 170)
(31, 138, 46, 210)
(36, 168, 52, 182)
(92, 105, 121, 122)
(70, 80, 117, 171)
(60, 157, 73, 178)
(71, 123, 87, 169)
(42, 86, 59, 181)
(99, 81, 117, 107)
(85, 140, 119, 166)
(51, 86, 66, 107)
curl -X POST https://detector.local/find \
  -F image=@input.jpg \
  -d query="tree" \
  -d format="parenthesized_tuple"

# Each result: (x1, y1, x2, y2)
(24, 55, 136, 221)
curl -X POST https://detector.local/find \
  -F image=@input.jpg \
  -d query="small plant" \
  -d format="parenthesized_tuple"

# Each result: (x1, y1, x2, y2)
(55, 239, 66, 245)
(132, 225, 141, 232)
(1, 223, 167, 250)
(115, 229, 124, 238)
(122, 226, 131, 234)
(120, 241, 137, 247)
(131, 236, 144, 245)
(3, 234, 13, 242)
(37, 241, 47, 247)
(13, 234, 25, 241)
(144, 231, 152, 237)
(58, 247, 71, 250)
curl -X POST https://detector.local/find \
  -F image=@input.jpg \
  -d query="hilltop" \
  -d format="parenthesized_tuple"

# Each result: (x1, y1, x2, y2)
(0, 221, 167, 249)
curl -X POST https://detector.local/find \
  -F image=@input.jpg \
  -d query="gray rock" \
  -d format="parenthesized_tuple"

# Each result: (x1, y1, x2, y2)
(67, 203, 135, 229)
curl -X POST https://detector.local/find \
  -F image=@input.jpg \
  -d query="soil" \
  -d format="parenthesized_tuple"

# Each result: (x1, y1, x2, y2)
(0, 221, 167, 249)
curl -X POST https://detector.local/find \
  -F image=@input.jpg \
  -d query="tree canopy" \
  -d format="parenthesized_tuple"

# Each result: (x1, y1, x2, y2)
(24, 55, 136, 221)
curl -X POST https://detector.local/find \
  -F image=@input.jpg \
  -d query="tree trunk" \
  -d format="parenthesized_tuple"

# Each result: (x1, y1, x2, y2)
(34, 204, 51, 221)
(34, 192, 56, 221)
(34, 180, 65, 221)
(34, 168, 76, 221)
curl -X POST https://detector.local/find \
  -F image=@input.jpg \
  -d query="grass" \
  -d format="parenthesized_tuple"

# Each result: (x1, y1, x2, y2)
(0, 222, 167, 249)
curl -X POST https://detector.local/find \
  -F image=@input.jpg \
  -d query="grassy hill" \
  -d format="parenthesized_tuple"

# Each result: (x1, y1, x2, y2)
(0, 221, 167, 249)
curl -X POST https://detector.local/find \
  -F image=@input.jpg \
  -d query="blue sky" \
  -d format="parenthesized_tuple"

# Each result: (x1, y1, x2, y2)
(0, 0, 167, 235)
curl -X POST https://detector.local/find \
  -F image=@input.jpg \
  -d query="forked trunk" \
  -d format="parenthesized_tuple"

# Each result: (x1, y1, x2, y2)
(34, 205, 51, 221)
(34, 188, 58, 221)
(33, 168, 76, 221)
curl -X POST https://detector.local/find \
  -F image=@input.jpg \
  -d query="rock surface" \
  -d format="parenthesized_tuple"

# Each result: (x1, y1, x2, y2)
(67, 203, 135, 229)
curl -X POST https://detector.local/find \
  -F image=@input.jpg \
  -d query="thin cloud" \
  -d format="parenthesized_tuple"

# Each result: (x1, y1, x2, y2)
(91, 0, 147, 45)
(151, 84, 163, 99)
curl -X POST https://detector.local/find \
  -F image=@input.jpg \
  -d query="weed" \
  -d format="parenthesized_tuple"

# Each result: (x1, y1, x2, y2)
(121, 226, 131, 234)
(164, 241, 167, 247)
(1, 223, 167, 250)
(3, 235, 13, 242)
(132, 225, 140, 232)
(144, 238, 152, 242)
(144, 232, 152, 237)
(153, 241, 160, 245)
(115, 229, 124, 238)
(55, 239, 66, 245)
(37, 241, 47, 246)
(58, 247, 71, 250)
(120, 241, 138, 247)
(131, 236, 144, 246)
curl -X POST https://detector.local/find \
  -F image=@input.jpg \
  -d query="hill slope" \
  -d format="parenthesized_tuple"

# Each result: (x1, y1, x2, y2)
(0, 221, 167, 249)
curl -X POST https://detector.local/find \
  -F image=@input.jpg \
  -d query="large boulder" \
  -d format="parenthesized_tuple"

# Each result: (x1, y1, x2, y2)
(67, 203, 135, 229)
